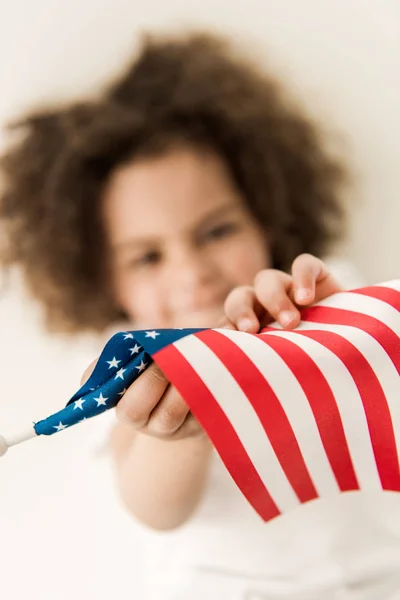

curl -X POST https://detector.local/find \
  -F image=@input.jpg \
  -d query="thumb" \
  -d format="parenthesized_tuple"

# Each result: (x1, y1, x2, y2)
(80, 358, 98, 386)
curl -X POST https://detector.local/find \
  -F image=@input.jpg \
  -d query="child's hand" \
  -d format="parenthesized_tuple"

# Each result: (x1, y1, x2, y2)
(116, 365, 204, 440)
(81, 360, 203, 441)
(224, 253, 343, 332)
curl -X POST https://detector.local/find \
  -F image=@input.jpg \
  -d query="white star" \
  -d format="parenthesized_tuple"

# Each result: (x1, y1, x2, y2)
(107, 357, 121, 369)
(129, 344, 141, 355)
(135, 360, 147, 373)
(118, 388, 127, 397)
(94, 393, 108, 407)
(73, 398, 85, 410)
(145, 330, 160, 339)
(54, 422, 67, 431)
(124, 333, 134, 340)
(115, 367, 127, 380)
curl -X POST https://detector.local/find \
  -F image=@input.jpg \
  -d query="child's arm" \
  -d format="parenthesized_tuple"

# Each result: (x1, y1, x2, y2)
(80, 358, 213, 531)
(109, 421, 213, 531)
(99, 254, 344, 531)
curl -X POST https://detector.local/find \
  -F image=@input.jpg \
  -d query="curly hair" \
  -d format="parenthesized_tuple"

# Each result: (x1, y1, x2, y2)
(0, 31, 348, 334)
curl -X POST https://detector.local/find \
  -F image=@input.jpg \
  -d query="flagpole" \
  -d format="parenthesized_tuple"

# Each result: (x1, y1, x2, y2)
(0, 426, 37, 456)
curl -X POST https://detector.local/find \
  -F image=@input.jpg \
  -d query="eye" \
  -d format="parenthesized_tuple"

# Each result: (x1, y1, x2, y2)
(202, 223, 238, 242)
(129, 250, 161, 268)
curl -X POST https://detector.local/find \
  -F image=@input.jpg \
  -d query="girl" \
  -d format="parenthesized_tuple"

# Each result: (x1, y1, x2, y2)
(2, 31, 398, 600)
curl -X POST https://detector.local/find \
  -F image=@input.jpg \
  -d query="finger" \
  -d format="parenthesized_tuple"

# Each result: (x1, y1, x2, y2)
(291, 254, 344, 305)
(254, 269, 300, 329)
(145, 386, 190, 438)
(175, 413, 205, 439)
(116, 363, 169, 428)
(223, 286, 262, 332)
(291, 253, 324, 303)
(216, 316, 237, 331)
(81, 358, 98, 386)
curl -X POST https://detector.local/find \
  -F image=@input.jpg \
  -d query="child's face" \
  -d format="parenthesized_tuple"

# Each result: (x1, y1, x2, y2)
(103, 146, 270, 329)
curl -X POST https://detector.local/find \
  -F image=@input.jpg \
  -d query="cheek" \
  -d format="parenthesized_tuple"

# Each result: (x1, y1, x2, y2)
(113, 272, 164, 326)
(220, 232, 270, 287)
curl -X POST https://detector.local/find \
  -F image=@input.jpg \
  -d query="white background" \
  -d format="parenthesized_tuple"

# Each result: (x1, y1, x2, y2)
(0, 1, 399, 598)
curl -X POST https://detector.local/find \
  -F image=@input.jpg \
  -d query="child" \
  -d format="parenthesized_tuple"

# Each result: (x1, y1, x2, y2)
(1, 31, 399, 600)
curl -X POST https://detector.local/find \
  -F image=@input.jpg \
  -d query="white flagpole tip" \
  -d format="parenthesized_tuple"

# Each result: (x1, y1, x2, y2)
(0, 427, 37, 456)
(0, 435, 8, 457)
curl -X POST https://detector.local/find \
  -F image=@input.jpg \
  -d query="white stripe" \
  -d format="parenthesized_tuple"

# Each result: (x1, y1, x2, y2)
(217, 329, 340, 498)
(278, 320, 400, 458)
(263, 328, 383, 490)
(174, 334, 300, 513)
(378, 280, 400, 293)
(313, 292, 400, 335)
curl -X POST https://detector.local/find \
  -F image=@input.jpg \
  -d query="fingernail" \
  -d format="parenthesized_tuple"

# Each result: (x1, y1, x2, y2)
(238, 318, 255, 331)
(296, 288, 312, 302)
(279, 311, 296, 327)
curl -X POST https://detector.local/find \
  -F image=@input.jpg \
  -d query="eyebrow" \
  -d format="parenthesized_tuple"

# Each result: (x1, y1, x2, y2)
(113, 201, 240, 252)
(195, 201, 241, 231)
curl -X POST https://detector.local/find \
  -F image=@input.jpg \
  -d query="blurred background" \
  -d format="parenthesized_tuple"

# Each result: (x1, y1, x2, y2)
(0, 0, 399, 598)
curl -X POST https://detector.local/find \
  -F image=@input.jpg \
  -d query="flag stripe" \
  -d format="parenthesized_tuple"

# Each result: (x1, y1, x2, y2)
(313, 293, 400, 334)
(281, 321, 400, 463)
(172, 334, 301, 513)
(297, 306, 400, 372)
(262, 329, 383, 491)
(378, 280, 400, 293)
(295, 330, 400, 491)
(211, 329, 340, 498)
(352, 285, 400, 310)
(196, 329, 318, 503)
(154, 344, 280, 521)
(257, 333, 359, 492)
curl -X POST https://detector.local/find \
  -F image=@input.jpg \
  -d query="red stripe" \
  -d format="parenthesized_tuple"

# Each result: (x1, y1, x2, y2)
(352, 285, 400, 310)
(196, 329, 318, 504)
(299, 306, 400, 374)
(259, 334, 359, 492)
(295, 329, 400, 492)
(153, 344, 280, 522)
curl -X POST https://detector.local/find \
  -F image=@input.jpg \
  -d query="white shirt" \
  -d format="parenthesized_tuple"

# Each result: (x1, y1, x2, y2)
(143, 450, 400, 600)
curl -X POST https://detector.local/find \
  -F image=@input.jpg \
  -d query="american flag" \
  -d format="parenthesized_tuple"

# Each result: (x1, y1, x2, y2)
(33, 281, 400, 521)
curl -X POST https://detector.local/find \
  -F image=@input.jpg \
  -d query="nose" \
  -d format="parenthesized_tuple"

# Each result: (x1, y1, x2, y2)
(164, 245, 221, 307)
